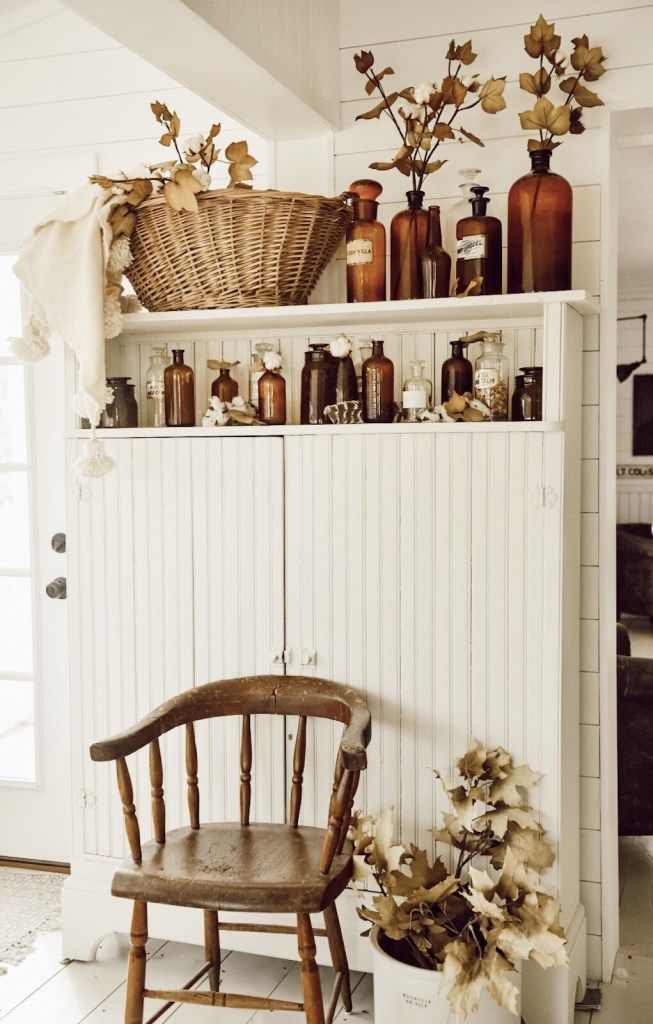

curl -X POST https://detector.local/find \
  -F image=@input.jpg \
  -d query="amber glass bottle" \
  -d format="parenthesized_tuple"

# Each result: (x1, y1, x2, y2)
(421, 205, 451, 298)
(211, 367, 238, 403)
(456, 185, 502, 295)
(346, 179, 386, 302)
(390, 190, 429, 300)
(507, 149, 572, 293)
(300, 343, 336, 424)
(164, 350, 195, 426)
(362, 339, 394, 423)
(258, 369, 286, 425)
(441, 339, 473, 402)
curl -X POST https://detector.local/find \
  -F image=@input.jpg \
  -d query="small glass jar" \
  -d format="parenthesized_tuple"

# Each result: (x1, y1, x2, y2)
(102, 377, 138, 428)
(402, 360, 432, 421)
(145, 346, 168, 427)
(512, 366, 543, 421)
(211, 366, 239, 404)
(249, 342, 278, 410)
(473, 332, 509, 421)
(258, 369, 286, 425)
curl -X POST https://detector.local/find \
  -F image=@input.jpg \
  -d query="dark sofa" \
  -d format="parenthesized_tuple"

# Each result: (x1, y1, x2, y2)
(617, 623, 653, 835)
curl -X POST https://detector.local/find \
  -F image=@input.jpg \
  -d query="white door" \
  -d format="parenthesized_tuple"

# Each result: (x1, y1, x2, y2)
(0, 194, 71, 862)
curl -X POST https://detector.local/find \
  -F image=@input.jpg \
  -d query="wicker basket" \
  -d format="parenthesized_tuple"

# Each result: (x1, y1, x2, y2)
(125, 187, 352, 311)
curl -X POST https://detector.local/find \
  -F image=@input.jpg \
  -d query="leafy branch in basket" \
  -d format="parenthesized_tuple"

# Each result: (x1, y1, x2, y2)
(89, 100, 258, 233)
(518, 14, 608, 151)
(350, 743, 567, 1023)
(353, 43, 506, 192)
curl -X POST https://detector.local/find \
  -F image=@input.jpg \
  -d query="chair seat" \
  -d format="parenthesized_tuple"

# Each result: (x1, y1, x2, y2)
(111, 822, 353, 914)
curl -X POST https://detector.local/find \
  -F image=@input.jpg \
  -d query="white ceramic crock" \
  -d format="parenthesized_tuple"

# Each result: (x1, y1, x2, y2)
(370, 926, 521, 1024)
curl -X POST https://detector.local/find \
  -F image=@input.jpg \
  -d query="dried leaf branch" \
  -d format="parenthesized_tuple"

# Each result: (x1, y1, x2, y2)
(353, 42, 506, 191)
(518, 14, 608, 151)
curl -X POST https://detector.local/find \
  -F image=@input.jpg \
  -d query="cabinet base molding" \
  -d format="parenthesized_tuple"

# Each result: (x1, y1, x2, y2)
(522, 902, 587, 1024)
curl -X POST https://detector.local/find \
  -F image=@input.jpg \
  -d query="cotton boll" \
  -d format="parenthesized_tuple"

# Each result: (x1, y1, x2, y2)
(329, 333, 352, 358)
(107, 237, 133, 273)
(615, 967, 628, 981)
(263, 351, 282, 372)
(413, 83, 434, 105)
(103, 294, 122, 340)
(192, 167, 212, 191)
(126, 163, 152, 180)
(184, 134, 204, 156)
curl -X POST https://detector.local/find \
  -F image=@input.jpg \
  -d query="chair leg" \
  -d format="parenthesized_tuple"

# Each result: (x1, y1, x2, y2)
(297, 913, 325, 1024)
(124, 901, 148, 1024)
(204, 909, 221, 991)
(323, 902, 352, 1012)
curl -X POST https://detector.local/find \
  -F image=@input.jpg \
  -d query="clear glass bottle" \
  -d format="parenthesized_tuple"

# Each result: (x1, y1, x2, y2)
(421, 205, 451, 299)
(145, 346, 168, 427)
(444, 168, 482, 259)
(346, 179, 386, 302)
(249, 342, 278, 410)
(362, 339, 394, 423)
(441, 339, 473, 403)
(402, 360, 432, 421)
(164, 350, 195, 427)
(102, 377, 138, 428)
(456, 185, 502, 296)
(473, 332, 509, 421)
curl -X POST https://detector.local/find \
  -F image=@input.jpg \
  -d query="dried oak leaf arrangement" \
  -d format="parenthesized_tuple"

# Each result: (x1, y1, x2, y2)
(518, 14, 608, 150)
(351, 743, 566, 1023)
(352, 43, 507, 191)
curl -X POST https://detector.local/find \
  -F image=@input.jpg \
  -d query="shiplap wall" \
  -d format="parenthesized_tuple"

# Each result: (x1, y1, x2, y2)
(336, 0, 653, 981)
(0, 0, 268, 253)
(616, 298, 653, 524)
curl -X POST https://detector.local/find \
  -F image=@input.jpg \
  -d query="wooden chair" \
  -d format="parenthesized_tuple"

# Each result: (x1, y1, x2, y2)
(90, 675, 371, 1024)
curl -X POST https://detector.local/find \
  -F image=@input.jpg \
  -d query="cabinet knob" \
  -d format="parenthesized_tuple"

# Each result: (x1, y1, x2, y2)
(300, 648, 316, 666)
(51, 532, 66, 553)
(46, 577, 67, 600)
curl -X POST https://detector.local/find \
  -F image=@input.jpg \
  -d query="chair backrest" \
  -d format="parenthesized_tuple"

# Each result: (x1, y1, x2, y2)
(90, 676, 371, 875)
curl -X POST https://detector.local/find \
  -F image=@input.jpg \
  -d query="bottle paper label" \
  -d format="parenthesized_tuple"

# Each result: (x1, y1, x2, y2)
(457, 234, 486, 261)
(346, 239, 374, 266)
(403, 390, 427, 409)
(146, 381, 165, 398)
(475, 368, 499, 389)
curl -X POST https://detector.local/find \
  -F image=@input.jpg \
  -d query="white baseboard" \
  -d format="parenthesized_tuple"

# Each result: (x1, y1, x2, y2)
(521, 902, 587, 1024)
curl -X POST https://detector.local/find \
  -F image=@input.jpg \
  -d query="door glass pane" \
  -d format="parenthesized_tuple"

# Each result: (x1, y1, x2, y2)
(0, 577, 33, 674)
(0, 471, 30, 569)
(0, 254, 21, 356)
(0, 679, 35, 782)
(0, 364, 28, 463)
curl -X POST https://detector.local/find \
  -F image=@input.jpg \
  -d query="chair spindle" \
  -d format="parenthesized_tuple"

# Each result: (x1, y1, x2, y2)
(185, 722, 200, 830)
(240, 714, 252, 826)
(149, 738, 165, 844)
(337, 769, 360, 854)
(319, 768, 351, 874)
(289, 716, 307, 828)
(116, 756, 142, 863)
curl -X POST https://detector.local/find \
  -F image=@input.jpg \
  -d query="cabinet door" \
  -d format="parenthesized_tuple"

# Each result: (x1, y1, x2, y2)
(283, 431, 564, 855)
(67, 436, 285, 860)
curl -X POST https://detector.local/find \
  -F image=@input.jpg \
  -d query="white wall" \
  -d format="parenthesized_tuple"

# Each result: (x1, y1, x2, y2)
(335, 0, 653, 983)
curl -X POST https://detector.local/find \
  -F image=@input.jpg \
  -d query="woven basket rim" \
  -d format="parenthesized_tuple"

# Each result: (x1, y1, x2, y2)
(135, 186, 351, 213)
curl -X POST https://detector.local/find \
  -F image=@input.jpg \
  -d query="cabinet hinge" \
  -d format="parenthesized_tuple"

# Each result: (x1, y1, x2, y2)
(528, 485, 559, 509)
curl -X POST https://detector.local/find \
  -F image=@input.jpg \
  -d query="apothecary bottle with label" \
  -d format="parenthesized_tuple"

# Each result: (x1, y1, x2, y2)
(444, 167, 482, 259)
(402, 360, 432, 421)
(145, 346, 168, 427)
(346, 179, 386, 302)
(456, 185, 502, 295)
(300, 343, 336, 424)
(164, 350, 195, 427)
(473, 332, 509, 421)
(362, 339, 394, 423)
(441, 339, 473, 403)
(421, 205, 451, 299)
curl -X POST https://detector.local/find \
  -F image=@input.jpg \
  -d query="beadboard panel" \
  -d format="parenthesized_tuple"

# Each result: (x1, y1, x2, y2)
(283, 430, 566, 862)
(617, 483, 653, 523)
(66, 436, 285, 859)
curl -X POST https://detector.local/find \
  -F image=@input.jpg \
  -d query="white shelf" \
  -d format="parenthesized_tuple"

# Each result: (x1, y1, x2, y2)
(118, 291, 599, 339)
(67, 421, 562, 440)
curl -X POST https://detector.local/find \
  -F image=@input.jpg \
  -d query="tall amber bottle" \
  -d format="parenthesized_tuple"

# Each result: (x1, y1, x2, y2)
(441, 339, 473, 402)
(362, 339, 394, 423)
(421, 205, 451, 298)
(507, 149, 572, 293)
(346, 179, 386, 302)
(390, 190, 429, 300)
(456, 185, 502, 295)
(164, 349, 195, 426)
(258, 369, 286, 425)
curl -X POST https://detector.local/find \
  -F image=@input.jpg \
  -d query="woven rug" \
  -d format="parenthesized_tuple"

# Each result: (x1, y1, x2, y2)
(0, 868, 65, 971)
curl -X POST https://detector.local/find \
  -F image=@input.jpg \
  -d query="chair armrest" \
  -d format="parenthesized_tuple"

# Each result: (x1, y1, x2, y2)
(617, 655, 653, 701)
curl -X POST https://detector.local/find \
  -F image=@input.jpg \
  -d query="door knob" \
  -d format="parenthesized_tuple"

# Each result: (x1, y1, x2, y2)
(51, 532, 66, 553)
(46, 577, 67, 600)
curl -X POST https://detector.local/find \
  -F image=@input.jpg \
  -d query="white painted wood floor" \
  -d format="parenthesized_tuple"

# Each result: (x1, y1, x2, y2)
(3, 838, 653, 1024)
(0, 927, 372, 1023)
